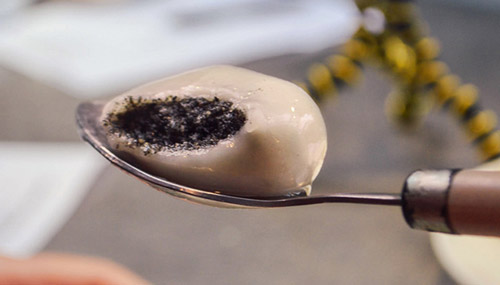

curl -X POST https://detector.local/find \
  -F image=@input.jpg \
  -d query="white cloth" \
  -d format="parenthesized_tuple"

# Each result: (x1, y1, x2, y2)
(0, 0, 359, 98)
(0, 142, 105, 257)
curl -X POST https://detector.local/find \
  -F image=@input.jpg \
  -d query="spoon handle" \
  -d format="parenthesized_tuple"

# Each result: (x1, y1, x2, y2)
(402, 169, 500, 237)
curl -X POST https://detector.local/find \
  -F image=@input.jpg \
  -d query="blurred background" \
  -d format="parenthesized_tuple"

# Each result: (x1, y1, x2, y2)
(1, 0, 499, 284)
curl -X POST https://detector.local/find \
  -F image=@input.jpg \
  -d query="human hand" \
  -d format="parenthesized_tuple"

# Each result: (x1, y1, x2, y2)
(0, 252, 150, 285)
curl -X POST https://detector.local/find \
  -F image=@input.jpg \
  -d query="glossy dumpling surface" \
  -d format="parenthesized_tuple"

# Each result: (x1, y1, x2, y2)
(101, 65, 327, 197)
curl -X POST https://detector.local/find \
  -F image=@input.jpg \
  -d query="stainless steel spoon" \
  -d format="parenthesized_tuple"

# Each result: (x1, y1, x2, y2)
(76, 102, 401, 209)
(76, 101, 500, 236)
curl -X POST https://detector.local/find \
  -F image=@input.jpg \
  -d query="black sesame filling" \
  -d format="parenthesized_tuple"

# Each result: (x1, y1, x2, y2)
(104, 96, 247, 154)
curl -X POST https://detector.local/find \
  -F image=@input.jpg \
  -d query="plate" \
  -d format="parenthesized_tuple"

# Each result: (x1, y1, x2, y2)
(431, 234, 500, 285)
(430, 158, 500, 285)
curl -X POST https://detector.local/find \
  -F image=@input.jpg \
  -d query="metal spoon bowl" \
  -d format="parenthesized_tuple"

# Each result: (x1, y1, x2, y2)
(76, 102, 401, 209)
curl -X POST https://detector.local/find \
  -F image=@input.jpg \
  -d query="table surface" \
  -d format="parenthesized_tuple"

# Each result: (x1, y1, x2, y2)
(2, 2, 499, 284)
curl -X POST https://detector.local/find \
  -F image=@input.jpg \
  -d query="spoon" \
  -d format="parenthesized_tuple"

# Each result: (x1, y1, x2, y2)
(76, 101, 500, 236)
(76, 102, 401, 208)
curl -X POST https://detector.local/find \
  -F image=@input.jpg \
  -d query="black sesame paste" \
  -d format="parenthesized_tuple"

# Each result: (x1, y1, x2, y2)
(104, 96, 247, 155)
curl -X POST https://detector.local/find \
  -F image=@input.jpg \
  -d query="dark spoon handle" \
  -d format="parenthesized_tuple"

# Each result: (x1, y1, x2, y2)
(402, 169, 500, 237)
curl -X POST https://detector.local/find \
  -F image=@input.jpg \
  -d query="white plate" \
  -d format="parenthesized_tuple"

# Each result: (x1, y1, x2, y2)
(431, 234, 500, 285)
(430, 158, 500, 285)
